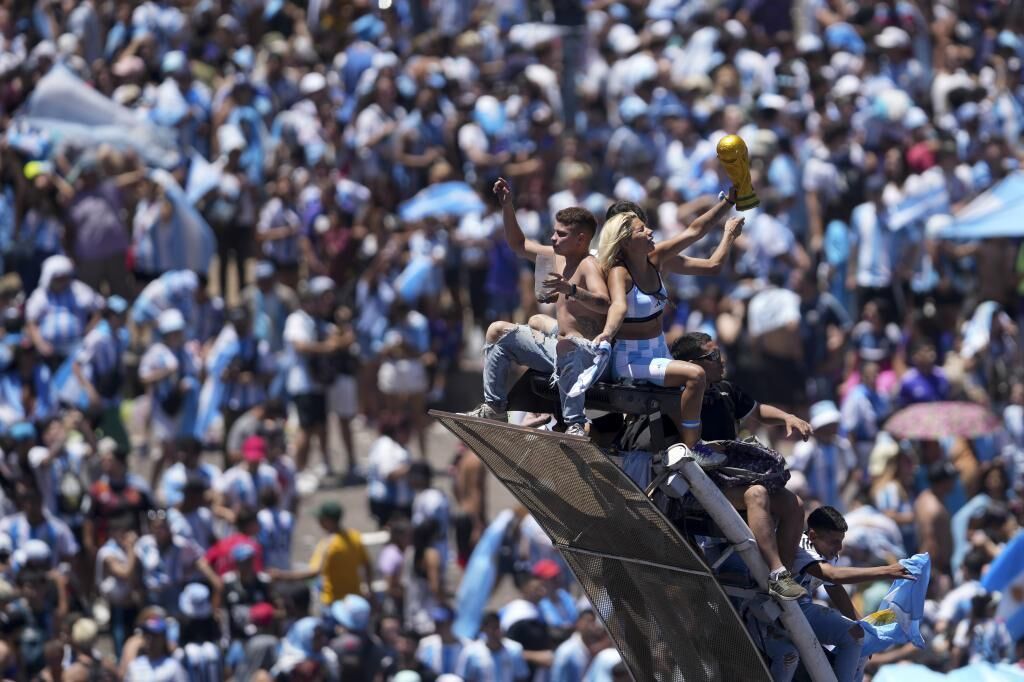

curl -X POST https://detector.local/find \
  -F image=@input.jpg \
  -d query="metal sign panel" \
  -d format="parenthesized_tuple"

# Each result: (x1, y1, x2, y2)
(432, 411, 772, 682)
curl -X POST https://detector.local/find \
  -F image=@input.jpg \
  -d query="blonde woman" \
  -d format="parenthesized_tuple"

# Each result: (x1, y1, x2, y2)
(593, 195, 743, 465)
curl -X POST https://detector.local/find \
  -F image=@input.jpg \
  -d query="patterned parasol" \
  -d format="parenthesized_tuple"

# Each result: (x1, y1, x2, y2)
(884, 401, 1001, 440)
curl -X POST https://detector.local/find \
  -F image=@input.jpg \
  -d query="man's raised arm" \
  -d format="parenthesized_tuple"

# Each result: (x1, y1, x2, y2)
(494, 176, 553, 262)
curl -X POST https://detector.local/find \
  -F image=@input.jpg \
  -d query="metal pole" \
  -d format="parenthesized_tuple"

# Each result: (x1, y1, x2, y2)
(664, 453, 839, 682)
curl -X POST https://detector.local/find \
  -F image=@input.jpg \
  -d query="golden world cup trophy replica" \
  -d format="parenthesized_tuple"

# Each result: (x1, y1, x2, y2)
(716, 134, 760, 211)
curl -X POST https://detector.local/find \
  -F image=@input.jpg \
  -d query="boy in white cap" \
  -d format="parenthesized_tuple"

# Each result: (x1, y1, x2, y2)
(790, 400, 857, 511)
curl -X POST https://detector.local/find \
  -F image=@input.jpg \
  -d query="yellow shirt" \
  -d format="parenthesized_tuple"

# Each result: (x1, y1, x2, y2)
(310, 528, 369, 604)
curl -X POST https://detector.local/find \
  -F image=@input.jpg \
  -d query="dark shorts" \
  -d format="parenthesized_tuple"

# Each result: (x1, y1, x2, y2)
(292, 392, 327, 428)
(369, 500, 411, 528)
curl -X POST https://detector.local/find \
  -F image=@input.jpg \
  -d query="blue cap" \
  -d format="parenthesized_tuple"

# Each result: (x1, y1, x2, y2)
(231, 543, 256, 562)
(825, 23, 866, 56)
(330, 594, 371, 632)
(106, 295, 128, 315)
(351, 14, 385, 41)
(10, 422, 36, 442)
(999, 30, 1022, 52)
(429, 606, 455, 623)
(619, 95, 649, 122)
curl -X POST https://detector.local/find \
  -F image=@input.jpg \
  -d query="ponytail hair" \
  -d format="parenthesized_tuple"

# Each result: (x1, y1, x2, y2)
(597, 212, 638, 273)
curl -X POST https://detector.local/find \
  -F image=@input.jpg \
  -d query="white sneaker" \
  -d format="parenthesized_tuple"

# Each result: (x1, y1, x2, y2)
(565, 423, 588, 437)
(667, 441, 727, 470)
(460, 403, 508, 422)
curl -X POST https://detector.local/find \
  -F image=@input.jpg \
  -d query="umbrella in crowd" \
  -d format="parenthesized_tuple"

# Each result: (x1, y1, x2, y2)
(884, 402, 1001, 440)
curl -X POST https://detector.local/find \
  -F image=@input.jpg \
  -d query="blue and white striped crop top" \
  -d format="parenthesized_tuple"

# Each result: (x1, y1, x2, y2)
(624, 267, 668, 323)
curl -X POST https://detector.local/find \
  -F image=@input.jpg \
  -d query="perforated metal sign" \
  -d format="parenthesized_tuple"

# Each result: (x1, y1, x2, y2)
(433, 411, 772, 682)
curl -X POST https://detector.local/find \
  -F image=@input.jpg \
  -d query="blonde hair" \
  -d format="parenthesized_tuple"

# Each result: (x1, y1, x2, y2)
(597, 212, 638, 273)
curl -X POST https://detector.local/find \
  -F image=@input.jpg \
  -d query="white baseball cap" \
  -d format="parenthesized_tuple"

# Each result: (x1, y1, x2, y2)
(157, 309, 186, 335)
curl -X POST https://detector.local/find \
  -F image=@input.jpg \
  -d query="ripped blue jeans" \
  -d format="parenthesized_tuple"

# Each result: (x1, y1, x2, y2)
(554, 337, 608, 426)
(482, 324, 556, 411)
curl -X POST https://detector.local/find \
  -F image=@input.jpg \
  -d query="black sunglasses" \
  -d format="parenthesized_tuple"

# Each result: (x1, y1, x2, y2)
(694, 348, 721, 363)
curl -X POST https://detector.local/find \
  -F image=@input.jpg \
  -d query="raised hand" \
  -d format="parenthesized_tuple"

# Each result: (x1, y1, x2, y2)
(724, 216, 745, 239)
(493, 177, 512, 205)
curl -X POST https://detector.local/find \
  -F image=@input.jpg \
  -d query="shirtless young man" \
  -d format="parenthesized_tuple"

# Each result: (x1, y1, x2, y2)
(463, 177, 609, 435)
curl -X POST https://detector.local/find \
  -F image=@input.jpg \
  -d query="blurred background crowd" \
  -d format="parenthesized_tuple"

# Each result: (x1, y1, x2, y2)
(1, 0, 1024, 679)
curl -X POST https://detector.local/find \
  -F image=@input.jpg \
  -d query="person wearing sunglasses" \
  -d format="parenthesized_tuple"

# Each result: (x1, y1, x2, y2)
(671, 333, 813, 444)
(619, 331, 814, 601)
(673, 331, 813, 601)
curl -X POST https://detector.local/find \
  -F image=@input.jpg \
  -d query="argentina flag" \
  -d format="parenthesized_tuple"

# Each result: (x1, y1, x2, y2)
(936, 171, 1024, 240)
(11, 65, 180, 168)
(980, 530, 1024, 641)
(887, 168, 950, 231)
(860, 553, 932, 656)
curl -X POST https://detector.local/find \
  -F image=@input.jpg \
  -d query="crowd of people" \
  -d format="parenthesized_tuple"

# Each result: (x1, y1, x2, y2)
(0, 0, 1023, 679)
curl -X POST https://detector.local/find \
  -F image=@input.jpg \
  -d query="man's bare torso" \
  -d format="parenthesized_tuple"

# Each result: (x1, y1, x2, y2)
(553, 254, 604, 340)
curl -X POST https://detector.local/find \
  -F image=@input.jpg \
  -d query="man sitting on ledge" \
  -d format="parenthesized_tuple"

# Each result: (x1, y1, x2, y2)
(621, 331, 813, 601)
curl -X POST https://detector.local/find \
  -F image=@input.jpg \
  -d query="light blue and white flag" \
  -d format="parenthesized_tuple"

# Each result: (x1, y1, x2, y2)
(148, 169, 216, 273)
(399, 181, 485, 221)
(937, 171, 1024, 240)
(52, 342, 87, 410)
(193, 324, 240, 442)
(981, 530, 1024, 640)
(454, 509, 516, 640)
(887, 168, 950, 231)
(860, 553, 932, 655)
(11, 65, 181, 168)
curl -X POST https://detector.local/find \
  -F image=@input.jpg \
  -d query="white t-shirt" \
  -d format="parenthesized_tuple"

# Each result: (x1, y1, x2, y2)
(802, 154, 842, 203)
(851, 201, 896, 289)
(175, 641, 221, 682)
(455, 638, 529, 682)
(125, 655, 188, 682)
(457, 122, 489, 159)
(283, 309, 319, 395)
(96, 539, 133, 604)
(793, 533, 839, 601)
(936, 579, 983, 625)
(367, 435, 412, 506)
